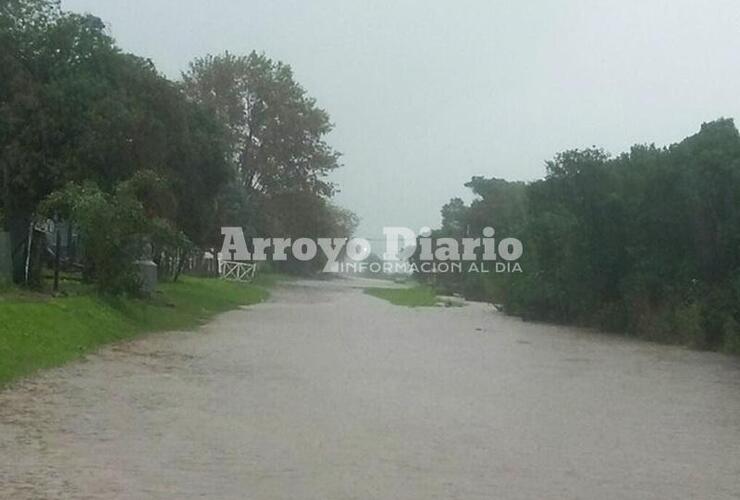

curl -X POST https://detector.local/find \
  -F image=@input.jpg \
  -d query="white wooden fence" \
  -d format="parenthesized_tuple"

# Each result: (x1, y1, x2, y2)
(220, 261, 257, 282)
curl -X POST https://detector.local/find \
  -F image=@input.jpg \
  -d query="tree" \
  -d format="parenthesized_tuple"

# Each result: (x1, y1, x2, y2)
(183, 52, 340, 199)
(182, 51, 343, 241)
(425, 119, 740, 352)
(40, 181, 150, 294)
(0, 1, 231, 281)
(182, 51, 355, 264)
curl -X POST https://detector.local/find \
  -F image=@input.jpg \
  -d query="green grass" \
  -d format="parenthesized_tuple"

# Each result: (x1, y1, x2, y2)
(0, 276, 271, 387)
(364, 285, 439, 307)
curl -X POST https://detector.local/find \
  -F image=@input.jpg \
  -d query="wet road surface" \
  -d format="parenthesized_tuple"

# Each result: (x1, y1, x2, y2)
(1, 278, 739, 499)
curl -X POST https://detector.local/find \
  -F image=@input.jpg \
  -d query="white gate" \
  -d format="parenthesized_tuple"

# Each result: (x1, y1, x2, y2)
(220, 261, 257, 282)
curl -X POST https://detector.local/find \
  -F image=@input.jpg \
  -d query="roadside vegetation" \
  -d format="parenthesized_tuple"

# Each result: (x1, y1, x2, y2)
(0, 0, 357, 294)
(0, 276, 271, 386)
(0, 0, 357, 387)
(365, 285, 439, 307)
(420, 120, 740, 354)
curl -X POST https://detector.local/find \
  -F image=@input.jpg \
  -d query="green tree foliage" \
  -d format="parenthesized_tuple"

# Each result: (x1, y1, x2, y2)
(181, 51, 357, 265)
(426, 119, 740, 353)
(0, 0, 230, 275)
(182, 52, 340, 199)
(2, 0, 354, 289)
(40, 175, 194, 293)
(40, 181, 149, 294)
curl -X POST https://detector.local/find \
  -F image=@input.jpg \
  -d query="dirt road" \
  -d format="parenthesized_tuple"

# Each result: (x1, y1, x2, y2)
(1, 279, 739, 499)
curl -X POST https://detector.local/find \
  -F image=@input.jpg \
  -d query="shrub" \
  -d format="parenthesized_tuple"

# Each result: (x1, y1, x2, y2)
(41, 182, 150, 294)
(672, 303, 705, 347)
(722, 316, 740, 354)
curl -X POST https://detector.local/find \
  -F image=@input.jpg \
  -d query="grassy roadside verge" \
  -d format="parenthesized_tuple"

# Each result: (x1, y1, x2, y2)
(364, 285, 439, 307)
(0, 276, 272, 387)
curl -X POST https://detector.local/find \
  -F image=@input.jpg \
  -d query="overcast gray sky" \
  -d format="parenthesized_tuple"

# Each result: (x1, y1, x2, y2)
(62, 0, 740, 240)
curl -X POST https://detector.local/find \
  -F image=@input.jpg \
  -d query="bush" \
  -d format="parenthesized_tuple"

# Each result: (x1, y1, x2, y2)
(41, 182, 151, 294)
(424, 120, 740, 353)
(672, 303, 705, 347)
(594, 301, 629, 333)
(722, 316, 740, 354)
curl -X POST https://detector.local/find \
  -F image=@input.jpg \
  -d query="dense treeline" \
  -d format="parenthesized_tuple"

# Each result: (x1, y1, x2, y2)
(0, 0, 355, 291)
(425, 119, 740, 353)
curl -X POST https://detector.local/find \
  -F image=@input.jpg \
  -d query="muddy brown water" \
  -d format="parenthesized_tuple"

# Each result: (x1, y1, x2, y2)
(1, 278, 739, 499)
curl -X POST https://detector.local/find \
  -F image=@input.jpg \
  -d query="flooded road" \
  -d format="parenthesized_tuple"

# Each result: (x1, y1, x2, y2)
(1, 278, 739, 499)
